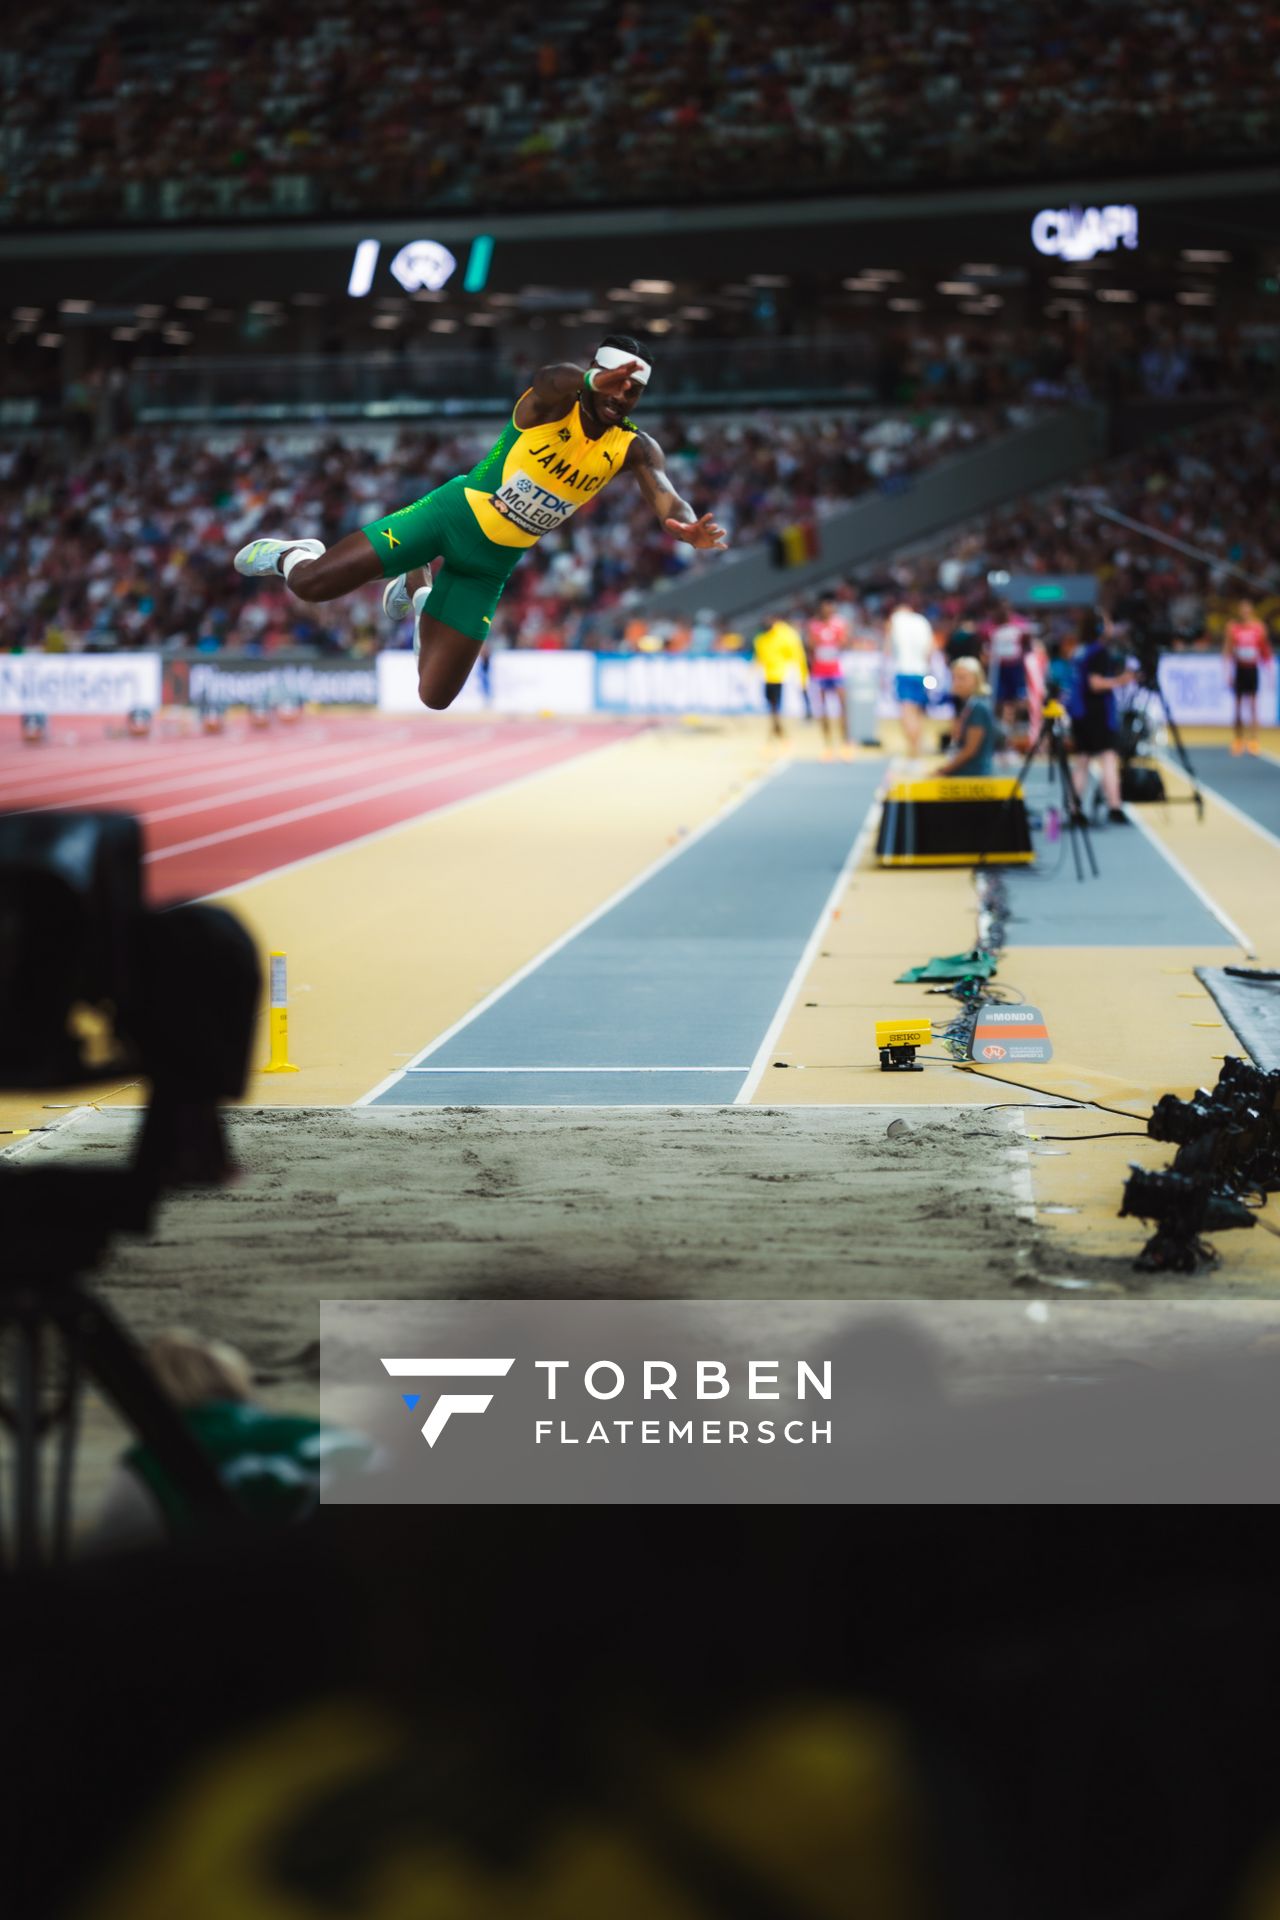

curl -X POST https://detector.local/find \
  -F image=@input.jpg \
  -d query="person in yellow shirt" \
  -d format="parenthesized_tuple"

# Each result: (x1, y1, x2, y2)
(753, 613, 809, 739)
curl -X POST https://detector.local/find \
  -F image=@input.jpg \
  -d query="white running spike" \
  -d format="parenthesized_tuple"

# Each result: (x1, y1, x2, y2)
(233, 536, 324, 579)
(382, 573, 413, 622)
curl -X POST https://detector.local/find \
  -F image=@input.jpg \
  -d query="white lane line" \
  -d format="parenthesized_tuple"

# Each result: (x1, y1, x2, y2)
(192, 724, 628, 902)
(12, 727, 432, 811)
(0, 726, 357, 800)
(1161, 753, 1280, 857)
(355, 762, 788, 1105)
(47, 729, 499, 826)
(367, 1099, 1008, 1111)
(0, 1103, 97, 1159)
(1122, 802, 1254, 954)
(733, 777, 884, 1105)
(0, 740, 253, 801)
(402, 1065, 751, 1073)
(1008, 1113, 1039, 1226)
(0, 719, 450, 803)
(146, 729, 578, 864)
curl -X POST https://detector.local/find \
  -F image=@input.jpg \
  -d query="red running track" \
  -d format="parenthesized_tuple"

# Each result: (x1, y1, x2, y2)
(0, 714, 644, 901)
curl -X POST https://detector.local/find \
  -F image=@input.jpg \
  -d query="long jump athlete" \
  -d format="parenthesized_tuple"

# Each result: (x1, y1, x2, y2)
(234, 335, 728, 708)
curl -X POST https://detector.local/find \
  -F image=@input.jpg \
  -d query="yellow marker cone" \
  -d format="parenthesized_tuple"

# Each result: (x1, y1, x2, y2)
(261, 950, 300, 1073)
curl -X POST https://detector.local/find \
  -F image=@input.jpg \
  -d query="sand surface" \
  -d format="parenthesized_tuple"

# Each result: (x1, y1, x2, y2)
(30, 1103, 1042, 1385)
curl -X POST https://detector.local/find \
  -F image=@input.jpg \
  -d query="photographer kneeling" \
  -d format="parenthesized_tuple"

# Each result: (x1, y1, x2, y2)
(937, 657, 998, 777)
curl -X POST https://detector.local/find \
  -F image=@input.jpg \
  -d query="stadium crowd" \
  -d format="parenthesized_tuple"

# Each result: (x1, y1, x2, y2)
(0, 407, 1005, 654)
(912, 404, 1280, 645)
(3, 0, 1277, 227)
(626, 406, 1280, 664)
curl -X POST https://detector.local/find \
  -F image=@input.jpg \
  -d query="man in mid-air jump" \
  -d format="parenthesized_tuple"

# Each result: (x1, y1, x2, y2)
(234, 334, 728, 708)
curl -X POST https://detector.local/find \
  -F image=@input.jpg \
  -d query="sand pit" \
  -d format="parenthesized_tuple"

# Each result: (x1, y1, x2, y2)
(23, 1103, 1040, 1381)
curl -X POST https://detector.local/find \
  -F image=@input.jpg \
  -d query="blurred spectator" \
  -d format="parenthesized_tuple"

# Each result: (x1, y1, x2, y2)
(910, 407, 1280, 653)
(2, 0, 1277, 228)
(1071, 608, 1136, 822)
(0, 406, 1006, 652)
(884, 594, 937, 757)
(1222, 595, 1274, 754)
(753, 612, 808, 739)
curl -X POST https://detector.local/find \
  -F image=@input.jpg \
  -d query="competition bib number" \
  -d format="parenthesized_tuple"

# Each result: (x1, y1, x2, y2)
(490, 470, 579, 537)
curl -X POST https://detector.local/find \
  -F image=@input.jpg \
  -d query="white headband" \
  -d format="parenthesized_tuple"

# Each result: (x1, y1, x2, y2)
(595, 344, 652, 385)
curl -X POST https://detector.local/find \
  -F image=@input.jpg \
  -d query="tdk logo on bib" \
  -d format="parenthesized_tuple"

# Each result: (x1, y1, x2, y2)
(492, 471, 579, 536)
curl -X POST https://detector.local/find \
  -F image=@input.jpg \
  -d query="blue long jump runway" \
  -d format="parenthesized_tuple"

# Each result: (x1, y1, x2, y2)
(1000, 768, 1236, 948)
(371, 762, 881, 1106)
(1187, 747, 1280, 846)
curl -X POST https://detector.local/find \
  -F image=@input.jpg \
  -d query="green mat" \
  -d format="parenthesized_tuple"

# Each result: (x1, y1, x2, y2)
(896, 948, 997, 985)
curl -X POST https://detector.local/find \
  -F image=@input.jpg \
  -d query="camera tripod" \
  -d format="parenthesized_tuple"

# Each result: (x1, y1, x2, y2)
(1007, 698, 1098, 883)
(0, 1099, 241, 1569)
(1120, 664, 1204, 821)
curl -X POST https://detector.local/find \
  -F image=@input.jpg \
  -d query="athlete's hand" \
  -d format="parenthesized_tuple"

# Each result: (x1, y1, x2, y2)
(666, 514, 729, 551)
(588, 359, 642, 398)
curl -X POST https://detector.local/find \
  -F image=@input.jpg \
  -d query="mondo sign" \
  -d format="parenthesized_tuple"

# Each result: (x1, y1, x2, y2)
(1031, 204, 1138, 262)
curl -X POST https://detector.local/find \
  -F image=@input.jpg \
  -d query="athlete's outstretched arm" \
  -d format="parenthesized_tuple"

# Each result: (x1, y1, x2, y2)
(522, 364, 588, 418)
(517, 357, 646, 428)
(626, 433, 728, 550)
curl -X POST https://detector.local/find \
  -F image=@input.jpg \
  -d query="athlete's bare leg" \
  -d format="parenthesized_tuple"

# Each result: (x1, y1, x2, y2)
(389, 569, 479, 710)
(832, 684, 852, 757)
(280, 531, 383, 603)
(277, 542, 478, 710)
(416, 614, 484, 710)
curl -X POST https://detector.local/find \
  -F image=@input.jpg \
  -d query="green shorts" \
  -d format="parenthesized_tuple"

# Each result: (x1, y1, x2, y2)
(360, 476, 522, 644)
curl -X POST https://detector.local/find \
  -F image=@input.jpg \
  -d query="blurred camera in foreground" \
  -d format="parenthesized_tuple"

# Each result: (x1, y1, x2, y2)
(0, 810, 258, 1183)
